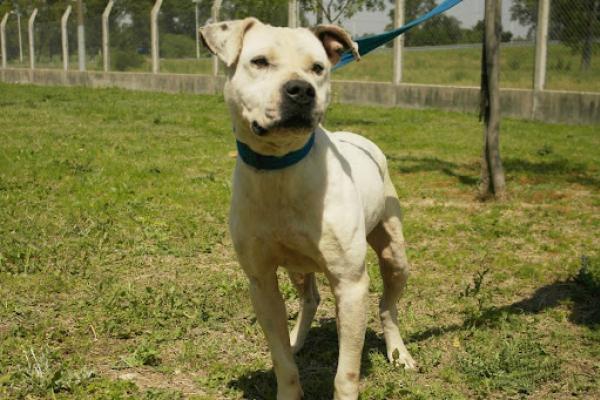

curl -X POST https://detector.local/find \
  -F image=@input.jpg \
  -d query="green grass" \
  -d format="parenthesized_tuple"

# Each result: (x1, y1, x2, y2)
(334, 44, 600, 91)
(6, 43, 600, 91)
(0, 83, 598, 399)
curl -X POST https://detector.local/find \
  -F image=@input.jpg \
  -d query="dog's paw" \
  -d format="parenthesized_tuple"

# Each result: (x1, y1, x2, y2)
(389, 348, 417, 370)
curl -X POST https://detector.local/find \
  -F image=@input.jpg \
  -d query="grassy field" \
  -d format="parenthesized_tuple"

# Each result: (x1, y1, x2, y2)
(335, 44, 600, 92)
(6, 43, 600, 92)
(0, 83, 599, 400)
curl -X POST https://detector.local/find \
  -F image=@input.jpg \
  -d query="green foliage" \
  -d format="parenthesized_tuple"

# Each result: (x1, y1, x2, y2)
(511, 0, 600, 69)
(301, 0, 386, 24)
(160, 34, 196, 59)
(385, 1, 516, 46)
(223, 0, 289, 26)
(123, 342, 161, 367)
(576, 255, 600, 292)
(457, 327, 560, 396)
(5, 347, 96, 397)
(111, 49, 146, 72)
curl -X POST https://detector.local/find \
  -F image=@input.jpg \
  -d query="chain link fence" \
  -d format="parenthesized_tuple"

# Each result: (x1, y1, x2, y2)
(0, 0, 597, 92)
(33, 7, 74, 70)
(545, 0, 599, 91)
(334, 1, 543, 89)
(334, 0, 489, 86)
(3, 10, 24, 67)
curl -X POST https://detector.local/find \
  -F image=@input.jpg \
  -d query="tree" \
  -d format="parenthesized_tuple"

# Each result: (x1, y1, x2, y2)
(480, 0, 505, 200)
(221, 0, 289, 26)
(300, 0, 385, 24)
(461, 20, 513, 43)
(383, 2, 513, 47)
(510, 0, 600, 70)
(386, 0, 462, 46)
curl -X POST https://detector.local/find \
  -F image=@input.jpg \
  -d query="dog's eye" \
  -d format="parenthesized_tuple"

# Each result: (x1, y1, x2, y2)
(251, 56, 269, 68)
(312, 63, 325, 75)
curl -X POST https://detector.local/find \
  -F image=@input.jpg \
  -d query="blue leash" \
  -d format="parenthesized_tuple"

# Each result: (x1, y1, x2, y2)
(334, 0, 464, 70)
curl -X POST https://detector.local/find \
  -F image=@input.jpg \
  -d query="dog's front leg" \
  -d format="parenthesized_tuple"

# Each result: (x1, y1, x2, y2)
(328, 269, 369, 400)
(247, 271, 303, 400)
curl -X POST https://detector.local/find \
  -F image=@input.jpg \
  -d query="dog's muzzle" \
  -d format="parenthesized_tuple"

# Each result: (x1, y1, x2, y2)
(278, 79, 316, 129)
(251, 80, 317, 136)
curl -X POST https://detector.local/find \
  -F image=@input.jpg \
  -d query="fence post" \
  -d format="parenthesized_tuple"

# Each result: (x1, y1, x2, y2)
(211, 0, 222, 77)
(28, 8, 38, 70)
(151, 0, 163, 74)
(193, 0, 200, 59)
(0, 13, 8, 69)
(76, 0, 86, 71)
(102, 0, 114, 72)
(533, 0, 550, 115)
(16, 11, 22, 63)
(288, 0, 298, 28)
(393, 0, 405, 84)
(61, 5, 72, 71)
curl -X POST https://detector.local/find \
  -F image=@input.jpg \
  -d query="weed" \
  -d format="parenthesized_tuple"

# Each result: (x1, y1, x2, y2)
(122, 342, 161, 367)
(575, 255, 600, 292)
(144, 388, 185, 399)
(537, 144, 554, 156)
(457, 327, 560, 396)
(7, 347, 96, 397)
(459, 267, 496, 328)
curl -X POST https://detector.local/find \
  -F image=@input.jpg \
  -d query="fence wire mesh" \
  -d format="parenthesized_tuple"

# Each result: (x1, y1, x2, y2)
(110, 1, 153, 73)
(3, 11, 24, 66)
(33, 8, 71, 70)
(545, 0, 600, 91)
(0, 0, 597, 92)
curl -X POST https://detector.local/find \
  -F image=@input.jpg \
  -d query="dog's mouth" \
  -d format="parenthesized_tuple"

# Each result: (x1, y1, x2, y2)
(252, 121, 269, 136)
(251, 115, 315, 136)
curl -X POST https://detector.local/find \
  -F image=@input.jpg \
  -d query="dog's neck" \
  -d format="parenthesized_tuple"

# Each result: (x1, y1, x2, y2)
(236, 132, 316, 171)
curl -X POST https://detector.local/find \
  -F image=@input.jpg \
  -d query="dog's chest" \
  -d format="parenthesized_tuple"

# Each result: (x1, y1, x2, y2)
(238, 189, 322, 241)
(230, 170, 326, 271)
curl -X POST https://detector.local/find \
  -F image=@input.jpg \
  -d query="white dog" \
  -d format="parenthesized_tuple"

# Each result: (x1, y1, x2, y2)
(200, 18, 416, 400)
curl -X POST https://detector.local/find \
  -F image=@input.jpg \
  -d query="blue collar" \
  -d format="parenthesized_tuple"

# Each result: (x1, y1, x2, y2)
(236, 133, 316, 170)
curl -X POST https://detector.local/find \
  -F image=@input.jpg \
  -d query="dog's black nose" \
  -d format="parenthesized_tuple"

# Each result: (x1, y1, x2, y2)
(283, 80, 316, 105)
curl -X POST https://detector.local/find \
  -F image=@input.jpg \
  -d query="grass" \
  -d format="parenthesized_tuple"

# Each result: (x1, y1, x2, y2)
(0, 83, 599, 399)
(5, 43, 600, 91)
(335, 43, 600, 92)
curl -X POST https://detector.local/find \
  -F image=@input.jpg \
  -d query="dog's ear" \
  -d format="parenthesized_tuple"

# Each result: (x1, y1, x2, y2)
(311, 25, 360, 65)
(199, 18, 258, 67)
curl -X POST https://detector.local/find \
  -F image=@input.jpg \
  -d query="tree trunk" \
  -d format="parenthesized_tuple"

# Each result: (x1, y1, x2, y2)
(479, 0, 506, 200)
(581, 0, 598, 71)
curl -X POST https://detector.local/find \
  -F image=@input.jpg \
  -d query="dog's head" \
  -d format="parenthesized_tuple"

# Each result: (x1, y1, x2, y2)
(200, 18, 359, 155)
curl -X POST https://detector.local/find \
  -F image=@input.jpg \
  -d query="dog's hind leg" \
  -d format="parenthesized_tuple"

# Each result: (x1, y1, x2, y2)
(288, 272, 320, 354)
(367, 177, 416, 369)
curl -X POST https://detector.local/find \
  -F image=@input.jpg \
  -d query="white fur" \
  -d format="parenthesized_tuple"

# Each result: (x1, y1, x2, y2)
(200, 19, 415, 400)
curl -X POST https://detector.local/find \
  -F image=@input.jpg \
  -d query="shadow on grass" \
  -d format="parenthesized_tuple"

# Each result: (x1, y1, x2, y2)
(386, 155, 599, 189)
(387, 155, 479, 185)
(225, 279, 598, 397)
(409, 279, 600, 344)
(503, 158, 600, 188)
(329, 117, 380, 127)
(228, 318, 383, 399)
